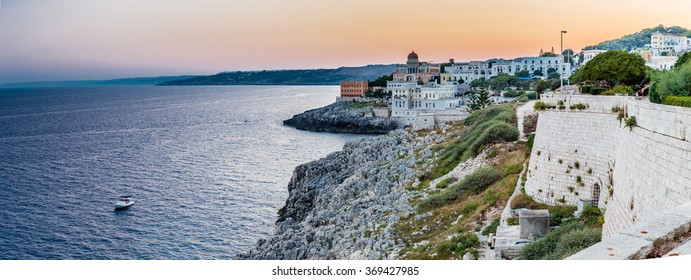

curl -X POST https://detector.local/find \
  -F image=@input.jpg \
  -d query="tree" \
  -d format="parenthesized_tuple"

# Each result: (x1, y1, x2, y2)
(649, 61, 691, 103)
(466, 90, 492, 112)
(368, 74, 393, 87)
(572, 50, 648, 88)
(489, 73, 519, 90)
(674, 51, 691, 69)
(469, 77, 488, 88)
(535, 80, 551, 99)
(365, 88, 390, 105)
(547, 72, 561, 80)
(516, 70, 531, 78)
(533, 69, 544, 76)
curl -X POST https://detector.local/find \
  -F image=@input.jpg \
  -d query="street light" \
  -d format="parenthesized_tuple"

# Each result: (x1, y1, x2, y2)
(561, 30, 567, 89)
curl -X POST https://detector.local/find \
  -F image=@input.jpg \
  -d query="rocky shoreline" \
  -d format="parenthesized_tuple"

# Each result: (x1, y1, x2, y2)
(282, 101, 400, 134)
(237, 128, 446, 260)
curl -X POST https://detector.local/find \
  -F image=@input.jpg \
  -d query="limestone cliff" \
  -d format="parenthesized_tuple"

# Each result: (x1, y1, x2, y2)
(283, 102, 399, 134)
(238, 129, 444, 260)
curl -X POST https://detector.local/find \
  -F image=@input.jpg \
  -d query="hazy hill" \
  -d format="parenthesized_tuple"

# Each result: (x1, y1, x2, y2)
(583, 25, 690, 51)
(158, 64, 397, 86)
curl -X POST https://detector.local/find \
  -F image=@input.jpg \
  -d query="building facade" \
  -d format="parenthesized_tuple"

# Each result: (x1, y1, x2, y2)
(393, 51, 441, 84)
(340, 81, 369, 99)
(650, 32, 691, 55)
(581, 50, 607, 66)
(388, 81, 462, 117)
(444, 57, 573, 84)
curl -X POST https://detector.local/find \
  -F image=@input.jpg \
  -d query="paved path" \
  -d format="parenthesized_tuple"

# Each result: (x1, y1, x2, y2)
(516, 100, 536, 140)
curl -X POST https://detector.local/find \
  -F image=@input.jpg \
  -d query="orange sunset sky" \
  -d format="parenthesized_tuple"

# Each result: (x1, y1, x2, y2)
(1, 0, 691, 83)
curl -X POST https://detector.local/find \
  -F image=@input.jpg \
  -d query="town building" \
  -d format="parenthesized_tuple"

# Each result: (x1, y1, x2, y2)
(339, 81, 369, 99)
(581, 49, 607, 65)
(444, 57, 573, 83)
(392, 51, 441, 84)
(650, 32, 691, 55)
(388, 81, 466, 129)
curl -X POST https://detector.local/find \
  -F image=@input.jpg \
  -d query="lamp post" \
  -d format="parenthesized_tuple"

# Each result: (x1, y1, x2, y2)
(561, 30, 567, 89)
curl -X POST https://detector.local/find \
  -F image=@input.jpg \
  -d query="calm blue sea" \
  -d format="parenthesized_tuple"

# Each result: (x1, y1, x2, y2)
(0, 85, 365, 259)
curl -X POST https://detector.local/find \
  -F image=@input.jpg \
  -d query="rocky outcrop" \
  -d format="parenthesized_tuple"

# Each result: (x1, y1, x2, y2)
(283, 102, 399, 134)
(238, 128, 446, 260)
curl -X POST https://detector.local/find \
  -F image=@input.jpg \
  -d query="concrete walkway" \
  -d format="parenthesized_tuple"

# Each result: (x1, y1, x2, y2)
(516, 100, 536, 141)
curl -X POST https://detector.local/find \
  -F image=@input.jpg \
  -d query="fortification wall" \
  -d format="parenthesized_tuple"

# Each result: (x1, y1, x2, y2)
(525, 95, 691, 239)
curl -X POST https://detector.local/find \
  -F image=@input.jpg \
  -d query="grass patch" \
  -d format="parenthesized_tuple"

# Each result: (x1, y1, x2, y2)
(418, 167, 503, 212)
(435, 177, 458, 189)
(425, 104, 518, 181)
(519, 221, 601, 260)
(482, 219, 500, 236)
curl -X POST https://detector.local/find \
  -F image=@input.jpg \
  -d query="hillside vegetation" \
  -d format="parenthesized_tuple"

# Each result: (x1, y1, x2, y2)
(583, 25, 689, 51)
(158, 65, 396, 85)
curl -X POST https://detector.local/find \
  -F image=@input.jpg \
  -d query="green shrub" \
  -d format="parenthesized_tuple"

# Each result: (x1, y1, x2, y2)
(611, 106, 621, 113)
(428, 104, 516, 180)
(650, 61, 691, 103)
(506, 216, 519, 226)
(504, 164, 523, 176)
(601, 84, 633, 95)
(662, 95, 691, 108)
(436, 177, 458, 189)
(460, 202, 480, 216)
(466, 122, 519, 158)
(525, 92, 537, 99)
(525, 134, 535, 155)
(519, 221, 596, 260)
(590, 87, 607, 95)
(482, 219, 500, 236)
(624, 116, 637, 131)
(569, 103, 587, 110)
(534, 101, 556, 111)
(486, 148, 499, 159)
(418, 167, 503, 211)
(518, 95, 530, 102)
(579, 205, 604, 227)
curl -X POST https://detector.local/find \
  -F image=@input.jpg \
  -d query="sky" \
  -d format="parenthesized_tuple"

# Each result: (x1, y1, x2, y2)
(1, 0, 691, 83)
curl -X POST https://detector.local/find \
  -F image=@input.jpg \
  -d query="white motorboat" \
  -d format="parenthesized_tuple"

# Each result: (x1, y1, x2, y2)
(114, 196, 134, 210)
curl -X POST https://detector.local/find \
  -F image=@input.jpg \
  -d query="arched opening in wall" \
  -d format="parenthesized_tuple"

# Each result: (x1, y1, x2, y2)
(592, 183, 601, 206)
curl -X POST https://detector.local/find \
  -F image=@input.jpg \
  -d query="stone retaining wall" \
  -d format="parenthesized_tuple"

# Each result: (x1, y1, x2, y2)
(525, 95, 691, 239)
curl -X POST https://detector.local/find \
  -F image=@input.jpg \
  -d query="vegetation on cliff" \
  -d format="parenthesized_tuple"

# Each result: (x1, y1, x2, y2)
(392, 104, 528, 259)
(519, 206, 603, 260)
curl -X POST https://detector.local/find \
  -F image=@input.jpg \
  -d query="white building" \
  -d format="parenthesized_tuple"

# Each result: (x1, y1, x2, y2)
(581, 50, 607, 65)
(650, 32, 691, 55)
(444, 56, 573, 84)
(388, 81, 462, 116)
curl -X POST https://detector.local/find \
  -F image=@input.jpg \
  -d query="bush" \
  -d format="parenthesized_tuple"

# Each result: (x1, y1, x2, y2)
(467, 123, 519, 158)
(624, 116, 637, 131)
(519, 221, 598, 260)
(525, 92, 537, 99)
(427, 104, 516, 180)
(504, 164, 523, 176)
(601, 84, 633, 95)
(569, 103, 587, 110)
(662, 95, 691, 108)
(525, 134, 535, 155)
(579, 205, 604, 227)
(517, 95, 530, 102)
(650, 61, 691, 103)
(590, 87, 607, 95)
(482, 219, 500, 236)
(418, 167, 503, 211)
(436, 177, 458, 189)
(534, 101, 556, 111)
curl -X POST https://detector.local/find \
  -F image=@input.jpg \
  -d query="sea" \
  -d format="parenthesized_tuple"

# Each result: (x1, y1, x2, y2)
(0, 85, 367, 259)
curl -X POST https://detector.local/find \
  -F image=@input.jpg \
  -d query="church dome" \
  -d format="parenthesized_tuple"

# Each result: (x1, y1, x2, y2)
(407, 51, 418, 60)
